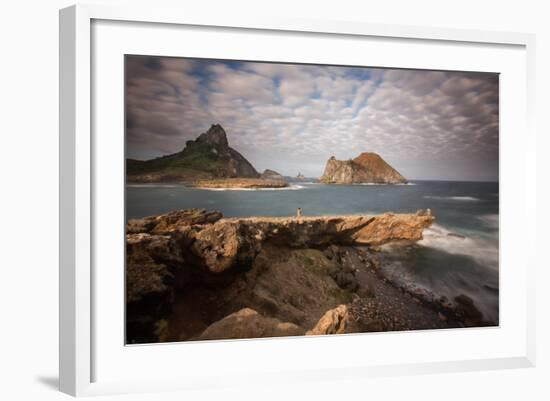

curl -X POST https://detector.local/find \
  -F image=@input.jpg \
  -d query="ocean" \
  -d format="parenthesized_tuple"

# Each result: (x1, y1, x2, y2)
(127, 180, 499, 323)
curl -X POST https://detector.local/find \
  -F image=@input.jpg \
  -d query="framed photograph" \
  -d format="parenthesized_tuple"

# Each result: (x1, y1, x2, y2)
(59, 4, 536, 396)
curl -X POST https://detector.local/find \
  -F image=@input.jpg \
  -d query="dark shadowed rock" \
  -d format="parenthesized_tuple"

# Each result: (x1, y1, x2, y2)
(237, 246, 352, 328)
(195, 123, 229, 147)
(126, 233, 186, 344)
(454, 294, 483, 324)
(126, 233, 184, 302)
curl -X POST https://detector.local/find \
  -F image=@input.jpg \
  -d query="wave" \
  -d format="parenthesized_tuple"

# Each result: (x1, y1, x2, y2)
(424, 195, 481, 201)
(196, 184, 306, 192)
(379, 222, 499, 323)
(477, 214, 499, 229)
(418, 224, 498, 269)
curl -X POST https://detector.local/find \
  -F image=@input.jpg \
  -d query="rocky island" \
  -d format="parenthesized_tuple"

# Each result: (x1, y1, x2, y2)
(126, 208, 491, 344)
(127, 124, 288, 189)
(260, 169, 284, 180)
(320, 152, 407, 184)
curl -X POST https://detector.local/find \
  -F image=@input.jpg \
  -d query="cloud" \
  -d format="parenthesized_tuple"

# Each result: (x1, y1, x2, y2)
(126, 56, 499, 181)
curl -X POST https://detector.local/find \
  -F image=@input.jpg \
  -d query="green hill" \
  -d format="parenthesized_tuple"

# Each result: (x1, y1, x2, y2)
(127, 124, 260, 183)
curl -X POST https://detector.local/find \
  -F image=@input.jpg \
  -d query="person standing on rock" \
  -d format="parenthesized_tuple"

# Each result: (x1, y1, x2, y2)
(296, 207, 302, 218)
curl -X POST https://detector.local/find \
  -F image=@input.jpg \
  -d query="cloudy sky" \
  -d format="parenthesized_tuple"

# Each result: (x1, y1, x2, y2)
(126, 55, 499, 181)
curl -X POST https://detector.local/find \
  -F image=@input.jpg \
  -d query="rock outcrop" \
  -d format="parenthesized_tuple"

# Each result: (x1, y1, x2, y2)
(319, 152, 407, 184)
(127, 208, 223, 234)
(127, 209, 433, 274)
(306, 305, 349, 335)
(125, 208, 434, 343)
(127, 124, 260, 182)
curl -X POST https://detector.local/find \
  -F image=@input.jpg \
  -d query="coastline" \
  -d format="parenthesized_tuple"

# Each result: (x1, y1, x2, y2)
(190, 178, 289, 189)
(126, 207, 494, 344)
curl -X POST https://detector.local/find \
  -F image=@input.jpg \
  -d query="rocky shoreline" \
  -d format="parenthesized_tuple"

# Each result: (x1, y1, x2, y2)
(190, 178, 289, 189)
(126, 208, 492, 344)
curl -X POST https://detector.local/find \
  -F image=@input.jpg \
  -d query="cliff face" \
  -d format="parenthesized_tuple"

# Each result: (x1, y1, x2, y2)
(127, 124, 260, 182)
(320, 152, 407, 184)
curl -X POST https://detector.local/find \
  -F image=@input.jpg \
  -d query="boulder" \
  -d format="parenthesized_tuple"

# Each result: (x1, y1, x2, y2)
(197, 308, 305, 340)
(306, 305, 349, 335)
(190, 220, 263, 273)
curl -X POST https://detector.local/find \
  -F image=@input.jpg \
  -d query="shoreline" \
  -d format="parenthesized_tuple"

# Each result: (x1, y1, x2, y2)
(126, 208, 495, 344)
(190, 178, 290, 189)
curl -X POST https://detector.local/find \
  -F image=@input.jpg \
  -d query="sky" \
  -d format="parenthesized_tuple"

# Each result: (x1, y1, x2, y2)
(126, 55, 499, 181)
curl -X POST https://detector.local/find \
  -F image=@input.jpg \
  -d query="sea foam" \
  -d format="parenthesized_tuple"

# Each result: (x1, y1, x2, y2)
(424, 195, 481, 201)
(418, 224, 498, 270)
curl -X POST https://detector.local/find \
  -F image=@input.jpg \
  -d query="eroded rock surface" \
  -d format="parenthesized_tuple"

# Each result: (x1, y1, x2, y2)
(197, 308, 305, 340)
(127, 208, 222, 234)
(127, 209, 433, 274)
(306, 305, 349, 335)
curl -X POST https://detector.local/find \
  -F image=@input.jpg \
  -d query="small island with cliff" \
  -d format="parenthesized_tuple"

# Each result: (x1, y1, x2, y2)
(125, 55, 500, 344)
(127, 124, 289, 189)
(320, 153, 407, 184)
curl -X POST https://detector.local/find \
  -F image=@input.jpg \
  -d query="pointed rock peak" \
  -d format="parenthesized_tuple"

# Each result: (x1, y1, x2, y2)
(197, 124, 228, 147)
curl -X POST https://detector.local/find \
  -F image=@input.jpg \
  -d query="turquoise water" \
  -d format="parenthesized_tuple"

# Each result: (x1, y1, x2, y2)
(127, 180, 499, 323)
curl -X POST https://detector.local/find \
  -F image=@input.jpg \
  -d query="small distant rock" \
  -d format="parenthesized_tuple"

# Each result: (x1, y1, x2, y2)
(260, 169, 283, 180)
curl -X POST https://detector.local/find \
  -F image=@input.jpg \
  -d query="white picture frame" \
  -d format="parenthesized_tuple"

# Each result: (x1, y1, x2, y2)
(59, 3, 536, 397)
